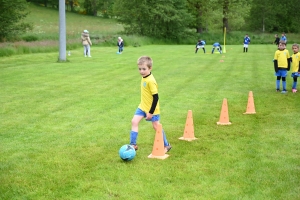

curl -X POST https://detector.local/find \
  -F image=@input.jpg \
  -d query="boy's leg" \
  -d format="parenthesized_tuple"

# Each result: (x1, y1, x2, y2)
(195, 48, 198, 53)
(282, 77, 287, 91)
(246, 47, 248, 52)
(203, 47, 206, 53)
(211, 47, 215, 54)
(276, 76, 281, 91)
(293, 77, 297, 90)
(130, 115, 144, 146)
(281, 70, 288, 92)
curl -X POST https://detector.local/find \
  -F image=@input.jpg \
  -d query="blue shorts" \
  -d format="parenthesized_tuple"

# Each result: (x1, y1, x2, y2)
(275, 69, 287, 77)
(291, 72, 300, 78)
(134, 108, 160, 122)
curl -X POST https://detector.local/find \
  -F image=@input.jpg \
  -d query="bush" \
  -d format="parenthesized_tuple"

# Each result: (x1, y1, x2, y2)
(0, 47, 15, 57)
(22, 35, 39, 42)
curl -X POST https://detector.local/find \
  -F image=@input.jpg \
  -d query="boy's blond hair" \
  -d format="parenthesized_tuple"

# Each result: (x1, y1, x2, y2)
(292, 43, 299, 49)
(279, 40, 286, 45)
(137, 56, 153, 68)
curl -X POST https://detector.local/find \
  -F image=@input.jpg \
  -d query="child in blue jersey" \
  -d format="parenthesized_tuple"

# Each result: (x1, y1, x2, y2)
(117, 37, 124, 54)
(129, 56, 172, 153)
(243, 34, 251, 52)
(195, 39, 206, 54)
(211, 42, 222, 54)
(274, 40, 291, 93)
(281, 32, 287, 44)
(290, 43, 300, 93)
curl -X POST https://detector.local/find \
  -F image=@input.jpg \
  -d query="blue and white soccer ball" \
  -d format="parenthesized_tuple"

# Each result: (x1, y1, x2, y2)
(119, 144, 136, 161)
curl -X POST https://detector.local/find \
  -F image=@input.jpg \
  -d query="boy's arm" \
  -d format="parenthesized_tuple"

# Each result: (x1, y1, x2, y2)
(287, 57, 291, 71)
(149, 93, 158, 114)
(274, 60, 278, 72)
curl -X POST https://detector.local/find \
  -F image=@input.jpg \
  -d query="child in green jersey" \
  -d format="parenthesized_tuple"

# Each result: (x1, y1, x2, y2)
(129, 56, 172, 153)
(274, 40, 291, 93)
(290, 43, 300, 93)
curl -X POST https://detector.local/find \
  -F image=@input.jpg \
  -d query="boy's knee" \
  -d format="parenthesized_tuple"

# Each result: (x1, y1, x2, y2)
(131, 119, 139, 126)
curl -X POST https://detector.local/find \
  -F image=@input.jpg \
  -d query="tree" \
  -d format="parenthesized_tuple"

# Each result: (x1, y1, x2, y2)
(186, 0, 217, 33)
(0, 0, 32, 41)
(113, 0, 193, 39)
(221, 0, 251, 32)
(83, 0, 101, 16)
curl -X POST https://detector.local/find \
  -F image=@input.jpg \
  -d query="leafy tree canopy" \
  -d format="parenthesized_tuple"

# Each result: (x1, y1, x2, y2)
(113, 0, 194, 39)
(0, 0, 32, 41)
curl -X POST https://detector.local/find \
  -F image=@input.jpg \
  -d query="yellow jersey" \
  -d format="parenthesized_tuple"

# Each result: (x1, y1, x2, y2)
(274, 49, 290, 69)
(291, 52, 300, 73)
(138, 73, 160, 114)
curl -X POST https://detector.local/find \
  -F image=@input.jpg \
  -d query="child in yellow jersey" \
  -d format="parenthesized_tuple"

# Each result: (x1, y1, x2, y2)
(290, 43, 300, 93)
(274, 40, 291, 93)
(129, 56, 172, 153)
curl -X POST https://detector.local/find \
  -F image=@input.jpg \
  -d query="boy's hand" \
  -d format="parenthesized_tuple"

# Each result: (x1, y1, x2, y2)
(145, 113, 153, 121)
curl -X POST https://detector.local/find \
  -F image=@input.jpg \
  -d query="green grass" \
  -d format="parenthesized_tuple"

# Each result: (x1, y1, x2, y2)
(1, 45, 300, 199)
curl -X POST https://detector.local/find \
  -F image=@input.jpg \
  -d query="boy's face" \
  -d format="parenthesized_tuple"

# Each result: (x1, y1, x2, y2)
(138, 63, 152, 77)
(292, 46, 299, 53)
(278, 43, 286, 50)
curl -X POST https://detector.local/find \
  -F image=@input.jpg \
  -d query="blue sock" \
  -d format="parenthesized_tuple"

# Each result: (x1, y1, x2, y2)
(293, 82, 297, 89)
(162, 130, 169, 146)
(130, 131, 138, 145)
(276, 80, 280, 89)
(282, 81, 286, 90)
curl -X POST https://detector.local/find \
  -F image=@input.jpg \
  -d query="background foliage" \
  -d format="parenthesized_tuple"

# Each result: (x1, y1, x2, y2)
(0, 0, 32, 41)
(2, 0, 300, 42)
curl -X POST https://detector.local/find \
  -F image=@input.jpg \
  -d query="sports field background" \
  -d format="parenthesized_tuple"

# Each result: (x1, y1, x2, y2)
(1, 45, 300, 199)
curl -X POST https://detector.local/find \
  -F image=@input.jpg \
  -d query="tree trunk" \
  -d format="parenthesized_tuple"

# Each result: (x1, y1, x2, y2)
(70, 1, 74, 12)
(223, 0, 229, 32)
(196, 27, 203, 33)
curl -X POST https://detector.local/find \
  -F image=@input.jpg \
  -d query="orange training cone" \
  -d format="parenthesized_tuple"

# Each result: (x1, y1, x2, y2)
(244, 91, 256, 114)
(179, 110, 197, 141)
(217, 98, 232, 125)
(148, 123, 169, 159)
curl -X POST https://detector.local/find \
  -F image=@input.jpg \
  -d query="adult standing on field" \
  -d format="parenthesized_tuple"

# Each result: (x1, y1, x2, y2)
(243, 34, 251, 53)
(81, 30, 92, 57)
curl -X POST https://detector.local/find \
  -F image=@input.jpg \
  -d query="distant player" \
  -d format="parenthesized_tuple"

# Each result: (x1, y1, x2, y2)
(195, 39, 206, 54)
(211, 42, 222, 54)
(243, 34, 251, 53)
(290, 43, 300, 93)
(273, 40, 291, 93)
(281, 32, 287, 45)
(274, 34, 280, 47)
(117, 36, 124, 54)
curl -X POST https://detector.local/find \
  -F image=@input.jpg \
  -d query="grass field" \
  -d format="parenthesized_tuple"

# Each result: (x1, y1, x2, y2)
(1, 44, 300, 199)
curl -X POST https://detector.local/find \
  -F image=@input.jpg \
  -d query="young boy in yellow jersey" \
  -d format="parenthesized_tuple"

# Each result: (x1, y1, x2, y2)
(274, 40, 291, 93)
(290, 43, 300, 93)
(129, 56, 172, 153)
